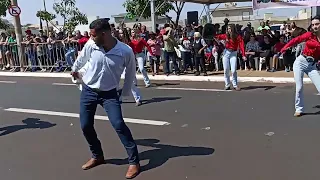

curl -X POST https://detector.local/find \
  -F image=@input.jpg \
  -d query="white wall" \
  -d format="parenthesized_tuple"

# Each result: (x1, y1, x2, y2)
(211, 8, 254, 24)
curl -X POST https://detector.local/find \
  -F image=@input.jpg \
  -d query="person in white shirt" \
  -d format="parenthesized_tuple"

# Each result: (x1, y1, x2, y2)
(71, 18, 140, 179)
(179, 31, 193, 73)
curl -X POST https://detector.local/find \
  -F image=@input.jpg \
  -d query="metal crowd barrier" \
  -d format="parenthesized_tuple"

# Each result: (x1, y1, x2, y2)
(0, 40, 83, 72)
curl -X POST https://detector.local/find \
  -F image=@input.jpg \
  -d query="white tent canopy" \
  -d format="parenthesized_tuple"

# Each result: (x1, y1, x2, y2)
(170, 0, 249, 4)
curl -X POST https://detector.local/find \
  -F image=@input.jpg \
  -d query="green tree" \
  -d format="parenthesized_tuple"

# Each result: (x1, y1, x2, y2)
(0, 0, 12, 30)
(123, 0, 185, 28)
(36, 0, 88, 33)
(53, 0, 88, 33)
(36, 10, 56, 23)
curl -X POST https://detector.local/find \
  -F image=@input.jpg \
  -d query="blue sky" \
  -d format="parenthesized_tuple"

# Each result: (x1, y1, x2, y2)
(5, 0, 303, 25)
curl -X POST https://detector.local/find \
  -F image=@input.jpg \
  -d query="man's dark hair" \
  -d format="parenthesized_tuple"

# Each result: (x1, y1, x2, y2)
(89, 18, 111, 33)
(312, 15, 320, 21)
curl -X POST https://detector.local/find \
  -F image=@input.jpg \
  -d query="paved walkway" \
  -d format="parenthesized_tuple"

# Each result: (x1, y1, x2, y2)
(0, 70, 313, 83)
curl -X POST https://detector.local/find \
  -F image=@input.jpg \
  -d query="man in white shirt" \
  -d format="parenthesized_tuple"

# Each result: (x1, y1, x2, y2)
(71, 18, 140, 179)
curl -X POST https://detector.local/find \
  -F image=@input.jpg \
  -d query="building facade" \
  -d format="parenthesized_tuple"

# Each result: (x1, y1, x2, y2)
(210, 6, 254, 26)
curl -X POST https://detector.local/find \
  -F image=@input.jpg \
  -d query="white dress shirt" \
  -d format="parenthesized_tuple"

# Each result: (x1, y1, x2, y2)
(72, 38, 136, 96)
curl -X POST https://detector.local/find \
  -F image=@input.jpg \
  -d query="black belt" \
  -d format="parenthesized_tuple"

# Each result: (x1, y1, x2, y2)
(301, 54, 316, 65)
(83, 84, 117, 94)
(226, 48, 237, 52)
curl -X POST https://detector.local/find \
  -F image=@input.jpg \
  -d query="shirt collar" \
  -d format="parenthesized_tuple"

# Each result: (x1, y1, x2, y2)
(91, 39, 123, 57)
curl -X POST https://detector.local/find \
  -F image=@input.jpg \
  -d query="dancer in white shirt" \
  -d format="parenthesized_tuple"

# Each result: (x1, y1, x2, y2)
(75, 31, 143, 106)
(71, 18, 140, 179)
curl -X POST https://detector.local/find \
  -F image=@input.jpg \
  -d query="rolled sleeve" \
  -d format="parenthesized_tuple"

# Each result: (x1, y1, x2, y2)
(201, 39, 207, 47)
(72, 42, 92, 72)
(121, 50, 136, 96)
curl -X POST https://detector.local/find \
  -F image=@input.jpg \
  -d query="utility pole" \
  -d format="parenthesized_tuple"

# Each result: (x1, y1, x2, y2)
(43, 0, 49, 35)
(150, 0, 156, 32)
(205, 4, 211, 24)
(10, 0, 25, 71)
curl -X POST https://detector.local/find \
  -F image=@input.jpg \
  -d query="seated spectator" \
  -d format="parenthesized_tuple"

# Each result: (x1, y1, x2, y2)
(271, 35, 286, 72)
(259, 35, 273, 71)
(245, 33, 260, 70)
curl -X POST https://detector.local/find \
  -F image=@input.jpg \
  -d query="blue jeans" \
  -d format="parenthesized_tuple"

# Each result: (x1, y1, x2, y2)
(80, 84, 139, 165)
(130, 77, 142, 102)
(65, 48, 76, 66)
(293, 55, 320, 113)
(164, 51, 179, 74)
(119, 72, 142, 103)
(222, 49, 238, 88)
(27, 50, 37, 71)
(181, 51, 193, 71)
(136, 52, 150, 86)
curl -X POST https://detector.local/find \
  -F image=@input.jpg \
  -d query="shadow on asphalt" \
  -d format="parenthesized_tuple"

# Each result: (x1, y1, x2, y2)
(152, 82, 180, 87)
(122, 97, 181, 105)
(143, 97, 181, 105)
(313, 105, 320, 109)
(106, 139, 215, 172)
(241, 85, 276, 91)
(0, 118, 56, 136)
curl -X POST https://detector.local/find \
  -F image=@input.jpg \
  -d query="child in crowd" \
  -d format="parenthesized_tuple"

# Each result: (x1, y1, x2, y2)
(147, 32, 162, 75)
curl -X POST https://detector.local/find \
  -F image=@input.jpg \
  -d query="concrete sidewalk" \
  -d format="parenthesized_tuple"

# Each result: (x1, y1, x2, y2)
(0, 70, 312, 83)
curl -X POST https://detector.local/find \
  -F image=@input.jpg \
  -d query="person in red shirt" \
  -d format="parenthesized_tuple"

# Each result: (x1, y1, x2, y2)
(128, 29, 154, 88)
(78, 31, 90, 50)
(280, 15, 320, 117)
(215, 24, 246, 91)
(271, 35, 286, 72)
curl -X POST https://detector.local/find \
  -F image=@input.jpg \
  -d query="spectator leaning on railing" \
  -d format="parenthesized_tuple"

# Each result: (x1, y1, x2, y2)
(0, 32, 7, 70)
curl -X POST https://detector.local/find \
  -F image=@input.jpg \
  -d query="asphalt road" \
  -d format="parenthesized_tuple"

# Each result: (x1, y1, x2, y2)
(0, 76, 320, 180)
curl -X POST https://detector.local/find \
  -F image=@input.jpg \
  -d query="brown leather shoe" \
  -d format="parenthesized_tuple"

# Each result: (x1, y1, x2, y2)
(294, 112, 303, 117)
(234, 87, 241, 91)
(125, 164, 140, 179)
(81, 158, 105, 170)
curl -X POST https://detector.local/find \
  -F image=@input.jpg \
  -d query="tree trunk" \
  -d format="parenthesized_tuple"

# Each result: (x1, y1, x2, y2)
(165, 14, 175, 25)
(175, 11, 181, 28)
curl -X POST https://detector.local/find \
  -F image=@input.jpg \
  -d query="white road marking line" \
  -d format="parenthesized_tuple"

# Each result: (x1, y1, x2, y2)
(4, 108, 170, 126)
(0, 81, 16, 83)
(52, 83, 76, 86)
(52, 83, 229, 92)
(155, 87, 230, 92)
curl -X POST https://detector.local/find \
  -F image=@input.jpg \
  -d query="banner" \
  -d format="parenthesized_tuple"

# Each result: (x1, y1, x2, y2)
(253, 0, 320, 10)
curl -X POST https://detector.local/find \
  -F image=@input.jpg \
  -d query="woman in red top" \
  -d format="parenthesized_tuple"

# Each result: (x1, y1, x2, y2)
(280, 15, 320, 117)
(215, 24, 246, 90)
(117, 28, 143, 106)
(128, 29, 154, 88)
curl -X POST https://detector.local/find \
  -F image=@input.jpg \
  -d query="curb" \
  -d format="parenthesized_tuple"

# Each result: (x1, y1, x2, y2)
(0, 72, 311, 84)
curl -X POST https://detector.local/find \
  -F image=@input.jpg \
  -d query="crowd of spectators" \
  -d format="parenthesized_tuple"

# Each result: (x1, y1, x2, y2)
(0, 18, 312, 75)
(114, 18, 310, 76)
